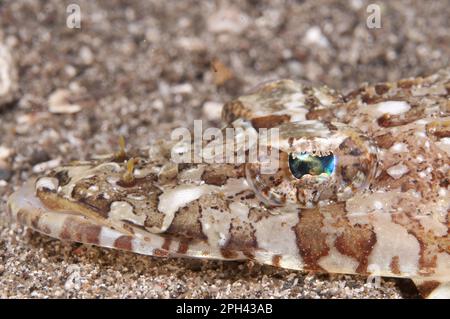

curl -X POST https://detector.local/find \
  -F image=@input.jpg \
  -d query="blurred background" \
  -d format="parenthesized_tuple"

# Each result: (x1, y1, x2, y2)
(0, 0, 448, 298)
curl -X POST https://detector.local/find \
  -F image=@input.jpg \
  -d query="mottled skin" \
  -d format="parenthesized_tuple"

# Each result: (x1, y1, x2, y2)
(7, 69, 450, 298)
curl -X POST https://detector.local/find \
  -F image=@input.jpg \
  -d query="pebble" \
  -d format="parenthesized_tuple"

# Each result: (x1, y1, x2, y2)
(48, 89, 81, 114)
(303, 26, 330, 48)
(66, 264, 81, 273)
(64, 65, 77, 78)
(287, 61, 304, 76)
(64, 271, 82, 291)
(176, 37, 206, 52)
(386, 163, 410, 180)
(0, 42, 18, 108)
(207, 7, 250, 34)
(170, 83, 193, 95)
(202, 101, 223, 121)
(79, 46, 94, 65)
(32, 158, 61, 173)
(0, 146, 12, 160)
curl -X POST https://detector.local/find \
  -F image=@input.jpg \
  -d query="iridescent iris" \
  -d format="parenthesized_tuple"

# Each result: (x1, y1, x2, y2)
(288, 152, 336, 179)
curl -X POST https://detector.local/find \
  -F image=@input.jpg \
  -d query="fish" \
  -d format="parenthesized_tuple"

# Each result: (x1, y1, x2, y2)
(7, 69, 450, 298)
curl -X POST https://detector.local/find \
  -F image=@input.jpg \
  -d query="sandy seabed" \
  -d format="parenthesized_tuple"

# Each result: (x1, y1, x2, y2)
(0, 0, 449, 298)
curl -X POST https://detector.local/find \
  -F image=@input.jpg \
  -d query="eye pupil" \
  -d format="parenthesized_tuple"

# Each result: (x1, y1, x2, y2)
(289, 152, 335, 179)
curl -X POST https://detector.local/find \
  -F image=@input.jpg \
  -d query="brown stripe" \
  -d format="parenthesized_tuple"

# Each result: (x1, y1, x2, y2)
(162, 237, 172, 251)
(374, 83, 391, 95)
(60, 219, 72, 241)
(114, 235, 133, 251)
(390, 256, 401, 275)
(292, 208, 329, 271)
(153, 248, 169, 257)
(222, 219, 258, 254)
(242, 251, 255, 259)
(177, 241, 189, 254)
(81, 224, 102, 244)
(220, 248, 239, 259)
(334, 224, 377, 274)
(60, 217, 101, 245)
(272, 255, 282, 268)
(391, 213, 441, 275)
(251, 114, 291, 129)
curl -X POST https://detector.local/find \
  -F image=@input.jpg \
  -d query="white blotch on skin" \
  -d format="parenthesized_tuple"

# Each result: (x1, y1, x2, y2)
(313, 88, 334, 106)
(335, 109, 346, 119)
(98, 226, 122, 248)
(253, 211, 302, 267)
(178, 165, 205, 183)
(218, 232, 228, 247)
(284, 92, 305, 109)
(109, 201, 146, 226)
(97, 162, 121, 172)
(86, 185, 99, 197)
(418, 214, 448, 237)
(228, 202, 249, 218)
(415, 131, 427, 138)
(386, 164, 409, 179)
(390, 142, 409, 153)
(375, 101, 411, 115)
(438, 188, 447, 197)
(200, 205, 233, 252)
(36, 177, 59, 191)
(318, 247, 359, 273)
(133, 166, 160, 178)
(368, 212, 420, 276)
(106, 176, 120, 185)
(221, 178, 249, 196)
(415, 155, 425, 163)
(87, 185, 98, 192)
(410, 191, 421, 198)
(158, 184, 213, 231)
(285, 109, 309, 122)
(373, 201, 383, 210)
(435, 137, 450, 155)
(415, 119, 429, 125)
(126, 194, 145, 201)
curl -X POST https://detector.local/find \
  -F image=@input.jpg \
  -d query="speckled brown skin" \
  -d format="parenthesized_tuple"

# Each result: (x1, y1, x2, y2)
(7, 69, 450, 298)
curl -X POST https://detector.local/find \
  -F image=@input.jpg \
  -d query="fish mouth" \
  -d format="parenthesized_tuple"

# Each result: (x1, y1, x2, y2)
(7, 177, 148, 242)
(5, 178, 238, 261)
(7, 179, 93, 239)
(6, 180, 146, 254)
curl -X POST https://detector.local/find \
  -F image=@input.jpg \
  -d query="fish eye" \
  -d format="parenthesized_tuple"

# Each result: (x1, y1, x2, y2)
(288, 152, 336, 179)
(245, 122, 379, 209)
